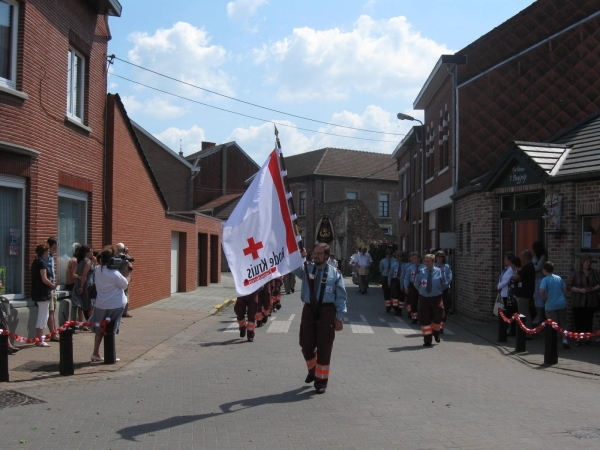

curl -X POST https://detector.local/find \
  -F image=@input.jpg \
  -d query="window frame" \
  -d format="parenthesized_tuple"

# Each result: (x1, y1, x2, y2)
(0, 0, 19, 90)
(581, 215, 600, 252)
(67, 47, 86, 122)
(57, 187, 88, 287)
(378, 192, 390, 218)
(0, 173, 26, 299)
(346, 191, 358, 200)
(298, 190, 306, 216)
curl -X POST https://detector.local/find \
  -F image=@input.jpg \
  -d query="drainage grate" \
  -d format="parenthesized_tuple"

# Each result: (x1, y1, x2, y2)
(0, 390, 46, 409)
(568, 429, 600, 439)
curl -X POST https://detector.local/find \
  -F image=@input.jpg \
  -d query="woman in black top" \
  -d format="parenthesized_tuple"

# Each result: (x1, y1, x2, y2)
(32, 243, 57, 347)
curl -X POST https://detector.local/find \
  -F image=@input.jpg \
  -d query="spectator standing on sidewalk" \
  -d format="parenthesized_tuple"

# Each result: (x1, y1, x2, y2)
(567, 256, 600, 346)
(71, 244, 93, 326)
(46, 237, 60, 342)
(532, 241, 548, 325)
(32, 243, 57, 347)
(539, 261, 570, 349)
(116, 243, 133, 318)
(513, 249, 535, 330)
(90, 245, 131, 362)
(497, 252, 515, 335)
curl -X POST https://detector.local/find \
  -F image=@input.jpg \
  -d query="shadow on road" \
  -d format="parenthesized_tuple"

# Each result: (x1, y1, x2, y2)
(116, 386, 314, 441)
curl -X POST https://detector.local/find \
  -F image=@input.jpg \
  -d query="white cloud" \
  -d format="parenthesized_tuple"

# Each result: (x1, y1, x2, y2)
(227, 0, 268, 20)
(225, 105, 412, 163)
(143, 97, 187, 119)
(127, 22, 234, 98)
(120, 95, 142, 114)
(254, 15, 454, 102)
(155, 125, 207, 156)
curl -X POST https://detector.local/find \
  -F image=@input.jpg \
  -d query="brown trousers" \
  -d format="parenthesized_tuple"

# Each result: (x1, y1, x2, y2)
(234, 292, 258, 338)
(381, 278, 392, 311)
(407, 283, 419, 320)
(299, 303, 336, 388)
(418, 295, 444, 344)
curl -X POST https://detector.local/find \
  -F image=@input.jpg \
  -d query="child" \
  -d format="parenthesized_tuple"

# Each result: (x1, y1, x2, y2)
(539, 261, 569, 349)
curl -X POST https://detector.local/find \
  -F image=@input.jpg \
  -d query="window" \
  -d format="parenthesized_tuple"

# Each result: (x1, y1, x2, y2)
(466, 222, 471, 255)
(379, 193, 390, 217)
(401, 172, 407, 198)
(582, 216, 600, 251)
(514, 192, 541, 210)
(67, 47, 85, 122)
(346, 191, 358, 200)
(0, 174, 25, 298)
(380, 225, 392, 235)
(440, 110, 450, 170)
(0, 0, 18, 89)
(57, 187, 88, 286)
(425, 125, 435, 180)
(298, 190, 306, 216)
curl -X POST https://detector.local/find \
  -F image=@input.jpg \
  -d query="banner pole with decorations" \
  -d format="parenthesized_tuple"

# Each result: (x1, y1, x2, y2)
(222, 129, 304, 296)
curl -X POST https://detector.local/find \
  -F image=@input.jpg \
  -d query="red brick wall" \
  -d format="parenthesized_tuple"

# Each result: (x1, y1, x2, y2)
(106, 96, 222, 308)
(0, 0, 109, 295)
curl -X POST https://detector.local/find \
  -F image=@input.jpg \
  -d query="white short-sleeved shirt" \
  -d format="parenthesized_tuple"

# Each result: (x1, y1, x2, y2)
(94, 266, 128, 310)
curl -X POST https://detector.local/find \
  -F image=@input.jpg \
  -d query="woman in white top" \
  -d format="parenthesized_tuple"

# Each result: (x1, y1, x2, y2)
(497, 252, 516, 334)
(89, 245, 131, 362)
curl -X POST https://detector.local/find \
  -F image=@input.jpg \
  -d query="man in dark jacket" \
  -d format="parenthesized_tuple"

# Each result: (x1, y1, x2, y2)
(513, 249, 535, 329)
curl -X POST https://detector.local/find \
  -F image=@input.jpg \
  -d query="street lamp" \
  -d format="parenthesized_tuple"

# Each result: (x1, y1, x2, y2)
(397, 112, 425, 253)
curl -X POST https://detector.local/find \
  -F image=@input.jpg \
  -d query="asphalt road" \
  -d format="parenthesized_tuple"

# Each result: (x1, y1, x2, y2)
(1, 281, 600, 449)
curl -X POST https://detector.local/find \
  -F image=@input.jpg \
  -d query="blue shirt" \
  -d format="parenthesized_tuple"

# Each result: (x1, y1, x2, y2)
(388, 261, 407, 284)
(379, 257, 394, 277)
(435, 263, 452, 286)
(415, 267, 448, 297)
(46, 251, 55, 283)
(403, 263, 425, 289)
(293, 263, 347, 319)
(539, 274, 567, 311)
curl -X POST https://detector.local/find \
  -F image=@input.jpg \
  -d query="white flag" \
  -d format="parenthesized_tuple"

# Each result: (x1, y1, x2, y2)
(222, 148, 303, 296)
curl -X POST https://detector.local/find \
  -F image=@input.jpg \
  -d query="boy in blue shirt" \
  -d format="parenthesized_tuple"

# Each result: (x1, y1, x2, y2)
(539, 261, 569, 349)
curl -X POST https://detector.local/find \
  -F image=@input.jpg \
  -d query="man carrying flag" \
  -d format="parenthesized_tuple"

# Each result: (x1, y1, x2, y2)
(293, 243, 346, 394)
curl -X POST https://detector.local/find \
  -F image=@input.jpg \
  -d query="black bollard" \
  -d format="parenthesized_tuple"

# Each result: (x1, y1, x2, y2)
(515, 314, 527, 353)
(103, 321, 116, 364)
(59, 328, 74, 376)
(497, 308, 507, 342)
(544, 322, 558, 365)
(0, 334, 9, 382)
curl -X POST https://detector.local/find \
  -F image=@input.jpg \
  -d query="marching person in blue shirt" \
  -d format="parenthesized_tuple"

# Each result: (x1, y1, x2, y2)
(435, 250, 453, 334)
(379, 249, 395, 313)
(415, 253, 448, 347)
(389, 251, 408, 316)
(294, 243, 347, 394)
(403, 252, 425, 324)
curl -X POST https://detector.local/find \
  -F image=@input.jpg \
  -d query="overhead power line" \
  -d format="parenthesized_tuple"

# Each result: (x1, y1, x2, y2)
(109, 55, 405, 137)
(109, 73, 400, 143)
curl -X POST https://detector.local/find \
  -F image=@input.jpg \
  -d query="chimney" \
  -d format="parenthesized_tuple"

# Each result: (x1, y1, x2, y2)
(202, 141, 216, 150)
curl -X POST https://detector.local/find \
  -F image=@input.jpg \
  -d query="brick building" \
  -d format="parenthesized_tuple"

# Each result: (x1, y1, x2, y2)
(186, 142, 259, 210)
(0, 1, 223, 336)
(398, 0, 600, 320)
(286, 148, 396, 272)
(455, 110, 600, 321)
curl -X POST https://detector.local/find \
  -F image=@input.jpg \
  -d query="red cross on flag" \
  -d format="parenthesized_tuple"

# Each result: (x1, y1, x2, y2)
(222, 148, 303, 296)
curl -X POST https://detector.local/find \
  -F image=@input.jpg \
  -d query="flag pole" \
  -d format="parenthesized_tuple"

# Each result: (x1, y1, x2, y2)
(274, 125, 304, 251)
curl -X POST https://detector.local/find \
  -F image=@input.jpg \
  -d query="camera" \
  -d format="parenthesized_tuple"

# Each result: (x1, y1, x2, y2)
(107, 255, 134, 271)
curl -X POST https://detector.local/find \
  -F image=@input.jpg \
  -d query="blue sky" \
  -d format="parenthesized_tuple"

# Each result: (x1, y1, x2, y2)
(107, 0, 535, 163)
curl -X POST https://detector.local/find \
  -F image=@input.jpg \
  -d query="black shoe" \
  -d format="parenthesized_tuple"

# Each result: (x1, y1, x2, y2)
(285, 292, 290, 295)
(305, 374, 315, 384)
(240, 328, 246, 338)
(434, 335, 440, 343)
(291, 288, 294, 293)
(411, 319, 418, 324)
(439, 328, 444, 335)
(585, 340, 594, 346)
(247, 337, 254, 342)
(576, 340, 582, 346)
(315, 387, 326, 394)
(256, 322, 263, 328)
(423, 341, 432, 347)
(262, 316, 268, 324)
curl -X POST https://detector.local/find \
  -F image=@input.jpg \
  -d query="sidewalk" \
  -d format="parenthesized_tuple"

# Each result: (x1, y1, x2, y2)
(1, 273, 238, 387)
(446, 312, 600, 377)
